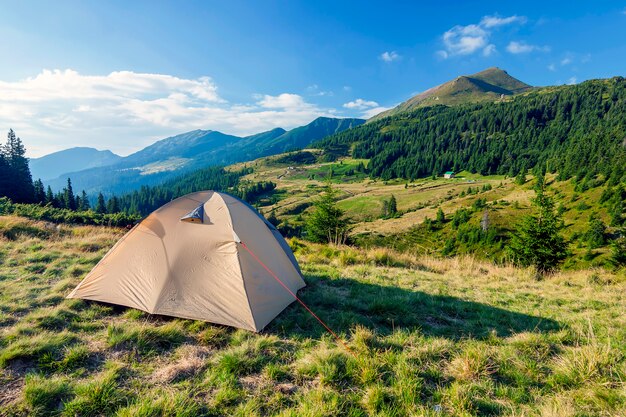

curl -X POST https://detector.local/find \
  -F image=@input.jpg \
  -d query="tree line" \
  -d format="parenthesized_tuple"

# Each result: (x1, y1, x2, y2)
(316, 77, 626, 184)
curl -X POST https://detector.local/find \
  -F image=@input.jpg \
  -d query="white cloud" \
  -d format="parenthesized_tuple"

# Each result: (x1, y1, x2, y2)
(380, 51, 401, 62)
(482, 44, 497, 57)
(506, 41, 550, 54)
(438, 14, 526, 58)
(0, 69, 336, 157)
(360, 106, 392, 119)
(560, 57, 572, 65)
(343, 98, 379, 110)
(548, 63, 556, 71)
(256, 93, 311, 109)
(566, 76, 578, 85)
(480, 15, 527, 28)
(442, 24, 488, 56)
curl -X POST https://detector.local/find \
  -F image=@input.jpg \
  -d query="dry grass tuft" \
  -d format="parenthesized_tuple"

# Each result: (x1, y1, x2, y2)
(151, 344, 210, 383)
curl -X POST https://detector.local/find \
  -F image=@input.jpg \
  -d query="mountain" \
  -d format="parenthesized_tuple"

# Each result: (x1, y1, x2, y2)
(260, 117, 365, 155)
(369, 67, 532, 121)
(317, 77, 626, 183)
(44, 117, 364, 195)
(29, 147, 121, 181)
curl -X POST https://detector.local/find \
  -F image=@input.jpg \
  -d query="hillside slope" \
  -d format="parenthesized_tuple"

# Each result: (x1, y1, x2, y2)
(369, 67, 531, 121)
(318, 77, 626, 182)
(0, 216, 624, 416)
(43, 117, 364, 195)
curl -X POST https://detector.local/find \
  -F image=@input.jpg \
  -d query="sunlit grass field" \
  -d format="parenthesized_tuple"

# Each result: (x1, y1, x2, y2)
(0, 216, 624, 416)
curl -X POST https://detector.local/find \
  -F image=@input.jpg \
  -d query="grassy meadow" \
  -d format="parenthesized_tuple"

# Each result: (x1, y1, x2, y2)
(235, 153, 620, 268)
(0, 215, 624, 416)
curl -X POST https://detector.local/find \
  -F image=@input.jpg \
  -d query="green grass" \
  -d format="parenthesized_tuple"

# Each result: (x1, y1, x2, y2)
(0, 216, 625, 416)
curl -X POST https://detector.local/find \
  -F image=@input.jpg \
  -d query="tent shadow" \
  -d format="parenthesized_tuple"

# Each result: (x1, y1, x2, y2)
(266, 273, 561, 340)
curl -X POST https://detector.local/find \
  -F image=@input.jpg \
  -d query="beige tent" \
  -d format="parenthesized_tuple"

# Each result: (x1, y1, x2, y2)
(68, 191, 305, 332)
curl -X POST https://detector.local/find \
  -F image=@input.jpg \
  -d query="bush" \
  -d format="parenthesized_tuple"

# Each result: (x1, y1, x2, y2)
(0, 197, 139, 227)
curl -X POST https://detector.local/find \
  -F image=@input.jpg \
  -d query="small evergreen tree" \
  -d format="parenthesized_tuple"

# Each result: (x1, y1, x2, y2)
(64, 178, 76, 210)
(1, 129, 34, 202)
(515, 168, 527, 186)
(305, 184, 351, 244)
(45, 186, 55, 206)
(508, 189, 568, 273)
(388, 195, 397, 216)
(33, 179, 46, 204)
(584, 216, 606, 248)
(95, 193, 106, 214)
(106, 196, 120, 214)
(436, 208, 445, 224)
(609, 233, 626, 268)
(80, 190, 90, 211)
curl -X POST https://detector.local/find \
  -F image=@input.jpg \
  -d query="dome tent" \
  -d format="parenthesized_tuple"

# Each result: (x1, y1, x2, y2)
(68, 191, 305, 332)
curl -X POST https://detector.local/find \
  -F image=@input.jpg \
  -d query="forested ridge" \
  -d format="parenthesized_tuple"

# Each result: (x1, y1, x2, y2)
(115, 166, 276, 215)
(317, 77, 626, 183)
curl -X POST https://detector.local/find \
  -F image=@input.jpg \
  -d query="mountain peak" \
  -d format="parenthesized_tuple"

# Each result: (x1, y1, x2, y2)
(369, 67, 532, 122)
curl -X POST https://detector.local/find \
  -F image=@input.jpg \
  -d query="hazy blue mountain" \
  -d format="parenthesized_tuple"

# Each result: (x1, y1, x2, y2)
(44, 117, 364, 195)
(29, 147, 122, 181)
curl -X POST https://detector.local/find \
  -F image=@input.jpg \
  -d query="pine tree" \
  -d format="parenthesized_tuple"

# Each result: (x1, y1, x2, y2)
(515, 168, 527, 186)
(436, 208, 445, 224)
(388, 195, 397, 216)
(33, 179, 46, 204)
(64, 178, 76, 210)
(106, 196, 120, 213)
(45, 186, 55, 206)
(95, 193, 106, 214)
(80, 191, 90, 211)
(2, 129, 34, 202)
(508, 189, 568, 273)
(305, 184, 351, 244)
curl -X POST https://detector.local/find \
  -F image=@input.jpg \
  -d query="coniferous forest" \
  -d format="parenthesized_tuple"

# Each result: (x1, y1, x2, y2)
(316, 78, 626, 184)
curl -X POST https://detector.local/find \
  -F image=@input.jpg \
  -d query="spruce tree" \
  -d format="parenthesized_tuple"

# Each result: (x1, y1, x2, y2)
(2, 129, 34, 202)
(33, 179, 46, 204)
(45, 186, 55, 206)
(95, 193, 106, 214)
(515, 168, 527, 186)
(436, 208, 445, 224)
(305, 184, 351, 244)
(508, 189, 568, 273)
(64, 178, 76, 210)
(106, 196, 120, 213)
(80, 191, 90, 211)
(388, 195, 397, 216)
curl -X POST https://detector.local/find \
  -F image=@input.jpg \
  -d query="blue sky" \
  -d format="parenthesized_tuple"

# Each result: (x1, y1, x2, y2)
(1, 0, 625, 157)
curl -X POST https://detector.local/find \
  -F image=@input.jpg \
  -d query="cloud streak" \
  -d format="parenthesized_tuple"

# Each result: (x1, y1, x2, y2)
(0, 69, 336, 157)
(380, 51, 401, 62)
(343, 98, 379, 110)
(506, 41, 550, 54)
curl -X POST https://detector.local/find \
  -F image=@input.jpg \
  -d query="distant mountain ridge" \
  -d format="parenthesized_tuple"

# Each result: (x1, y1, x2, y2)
(43, 117, 365, 194)
(29, 147, 122, 181)
(369, 67, 532, 121)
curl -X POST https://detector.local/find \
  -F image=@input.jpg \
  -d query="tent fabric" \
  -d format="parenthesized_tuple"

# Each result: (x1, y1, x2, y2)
(67, 191, 306, 331)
